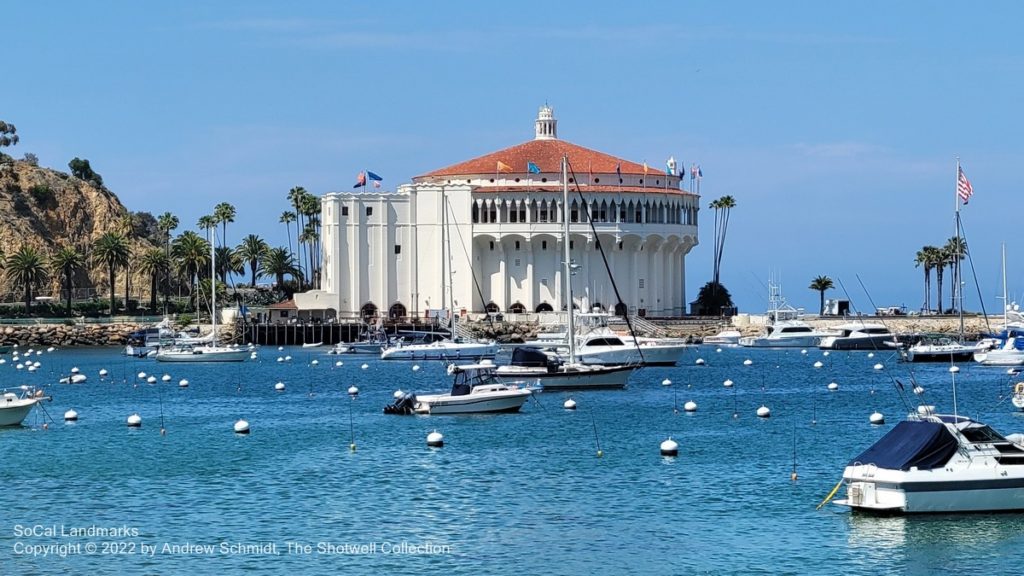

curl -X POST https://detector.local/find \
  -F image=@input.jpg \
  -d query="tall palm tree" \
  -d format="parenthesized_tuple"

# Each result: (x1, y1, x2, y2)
(92, 232, 130, 315)
(235, 234, 269, 287)
(215, 245, 244, 284)
(197, 215, 217, 236)
(944, 236, 968, 314)
(934, 247, 947, 314)
(301, 193, 321, 288)
(262, 247, 299, 289)
(118, 214, 136, 309)
(279, 211, 296, 257)
(808, 275, 834, 316)
(137, 248, 170, 313)
(156, 212, 179, 312)
(915, 246, 936, 313)
(288, 186, 308, 282)
(300, 222, 320, 290)
(5, 245, 48, 314)
(213, 202, 236, 247)
(172, 230, 210, 312)
(51, 245, 86, 316)
(709, 195, 737, 286)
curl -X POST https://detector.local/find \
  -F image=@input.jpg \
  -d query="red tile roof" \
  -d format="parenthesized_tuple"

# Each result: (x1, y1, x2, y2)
(268, 299, 298, 310)
(415, 138, 672, 180)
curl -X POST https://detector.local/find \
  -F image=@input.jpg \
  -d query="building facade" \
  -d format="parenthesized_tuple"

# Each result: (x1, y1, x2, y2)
(296, 107, 700, 319)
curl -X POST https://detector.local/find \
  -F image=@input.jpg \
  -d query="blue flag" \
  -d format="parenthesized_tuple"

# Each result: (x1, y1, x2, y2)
(367, 171, 383, 181)
(527, 162, 541, 174)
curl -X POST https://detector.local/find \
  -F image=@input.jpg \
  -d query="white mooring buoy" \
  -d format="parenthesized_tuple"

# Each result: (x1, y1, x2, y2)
(813, 361, 824, 368)
(99, 368, 108, 377)
(563, 398, 577, 410)
(361, 363, 369, 370)
(757, 405, 771, 418)
(874, 363, 884, 371)
(146, 376, 157, 384)
(427, 430, 444, 447)
(662, 378, 672, 387)
(179, 379, 189, 388)
(827, 382, 839, 391)
(683, 400, 698, 412)
(284, 355, 292, 362)
(867, 352, 875, 358)
(695, 358, 706, 365)
(64, 409, 78, 421)
(71, 367, 80, 374)
(348, 386, 359, 396)
(275, 382, 286, 392)
(743, 359, 753, 366)
(412, 365, 421, 372)
(126, 413, 142, 427)
(161, 374, 171, 382)
(137, 371, 146, 379)
(660, 437, 679, 456)
(234, 419, 250, 434)
(870, 412, 885, 425)
(335, 361, 343, 367)
(723, 379, 734, 388)
(311, 359, 319, 366)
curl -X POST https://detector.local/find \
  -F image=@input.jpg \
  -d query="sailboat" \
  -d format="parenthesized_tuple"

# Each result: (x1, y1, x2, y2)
(380, 191, 498, 361)
(973, 244, 1024, 366)
(495, 155, 635, 389)
(156, 227, 249, 363)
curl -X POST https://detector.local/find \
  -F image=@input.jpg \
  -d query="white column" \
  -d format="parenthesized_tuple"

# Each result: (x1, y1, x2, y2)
(526, 239, 535, 310)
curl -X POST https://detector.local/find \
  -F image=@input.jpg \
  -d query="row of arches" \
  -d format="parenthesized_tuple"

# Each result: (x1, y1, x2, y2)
(359, 300, 632, 318)
(471, 196, 698, 226)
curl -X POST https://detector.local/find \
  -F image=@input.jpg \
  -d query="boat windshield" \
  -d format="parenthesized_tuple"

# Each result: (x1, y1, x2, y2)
(959, 425, 1006, 444)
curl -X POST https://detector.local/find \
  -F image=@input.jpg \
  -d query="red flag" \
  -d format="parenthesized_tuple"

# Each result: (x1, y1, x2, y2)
(957, 167, 973, 204)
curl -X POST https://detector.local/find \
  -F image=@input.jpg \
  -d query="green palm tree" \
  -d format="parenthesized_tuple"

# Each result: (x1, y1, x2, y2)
(301, 193, 321, 287)
(808, 275, 834, 316)
(915, 247, 935, 313)
(279, 211, 296, 257)
(215, 245, 244, 284)
(300, 222, 320, 289)
(51, 245, 86, 316)
(288, 186, 307, 282)
(213, 202, 236, 247)
(709, 195, 737, 285)
(944, 236, 968, 313)
(156, 212, 179, 312)
(172, 230, 210, 312)
(236, 234, 269, 287)
(137, 248, 170, 313)
(197, 215, 217, 235)
(92, 232, 130, 315)
(5, 245, 48, 314)
(262, 247, 299, 290)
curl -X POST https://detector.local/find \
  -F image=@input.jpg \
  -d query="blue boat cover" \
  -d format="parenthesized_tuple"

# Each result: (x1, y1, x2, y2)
(850, 421, 958, 471)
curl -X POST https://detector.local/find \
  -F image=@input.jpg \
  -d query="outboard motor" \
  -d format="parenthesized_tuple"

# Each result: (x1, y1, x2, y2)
(383, 392, 417, 415)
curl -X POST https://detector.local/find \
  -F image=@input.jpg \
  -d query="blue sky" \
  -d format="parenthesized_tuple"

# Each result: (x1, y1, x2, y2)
(6, 1, 1024, 314)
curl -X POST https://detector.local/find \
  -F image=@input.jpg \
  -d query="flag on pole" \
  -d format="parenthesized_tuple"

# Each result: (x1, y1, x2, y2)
(527, 161, 541, 174)
(373, 181, 381, 189)
(367, 171, 383, 182)
(643, 162, 649, 175)
(697, 166, 703, 178)
(957, 166, 973, 204)
(497, 161, 512, 173)
(615, 163, 621, 180)
(690, 164, 698, 178)
(353, 171, 366, 188)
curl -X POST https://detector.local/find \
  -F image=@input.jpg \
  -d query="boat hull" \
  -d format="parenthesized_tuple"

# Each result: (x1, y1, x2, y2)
(906, 347, 977, 363)
(738, 335, 822, 348)
(496, 365, 633, 390)
(837, 478, 1024, 513)
(973, 350, 1024, 366)
(414, 390, 531, 414)
(818, 335, 897, 351)
(381, 342, 498, 361)
(155, 349, 250, 362)
(573, 344, 688, 367)
(0, 398, 38, 426)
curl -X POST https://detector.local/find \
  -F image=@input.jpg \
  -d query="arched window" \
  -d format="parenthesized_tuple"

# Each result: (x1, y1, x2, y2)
(488, 200, 497, 222)
(570, 200, 579, 223)
(485, 302, 500, 313)
(509, 199, 518, 223)
(360, 302, 378, 320)
(600, 200, 608, 222)
(614, 303, 628, 317)
(535, 302, 554, 313)
(518, 201, 526, 223)
(472, 202, 480, 223)
(509, 302, 526, 314)
(539, 199, 549, 222)
(389, 302, 407, 319)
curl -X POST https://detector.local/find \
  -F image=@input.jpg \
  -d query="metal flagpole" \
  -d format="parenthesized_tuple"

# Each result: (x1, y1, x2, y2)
(954, 156, 964, 334)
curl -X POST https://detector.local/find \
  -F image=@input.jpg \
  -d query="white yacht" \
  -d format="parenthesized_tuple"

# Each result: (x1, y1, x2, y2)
(380, 338, 498, 361)
(817, 323, 897, 351)
(738, 320, 829, 348)
(703, 329, 742, 346)
(904, 335, 983, 363)
(495, 347, 634, 390)
(384, 362, 533, 415)
(0, 386, 50, 427)
(972, 335, 1024, 366)
(835, 407, 1024, 513)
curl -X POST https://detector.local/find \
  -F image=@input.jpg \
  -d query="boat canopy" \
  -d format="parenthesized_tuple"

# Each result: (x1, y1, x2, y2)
(850, 421, 958, 471)
(510, 347, 561, 372)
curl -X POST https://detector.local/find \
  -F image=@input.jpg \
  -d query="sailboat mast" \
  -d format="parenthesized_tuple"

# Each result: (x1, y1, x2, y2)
(1002, 243, 1008, 329)
(562, 155, 577, 364)
(955, 157, 964, 336)
(210, 226, 217, 347)
(440, 190, 448, 333)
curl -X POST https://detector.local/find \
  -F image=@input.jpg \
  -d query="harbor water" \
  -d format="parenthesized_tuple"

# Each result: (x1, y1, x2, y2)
(3, 345, 1024, 574)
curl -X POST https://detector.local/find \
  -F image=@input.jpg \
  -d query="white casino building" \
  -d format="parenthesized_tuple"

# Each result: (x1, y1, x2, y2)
(294, 106, 700, 320)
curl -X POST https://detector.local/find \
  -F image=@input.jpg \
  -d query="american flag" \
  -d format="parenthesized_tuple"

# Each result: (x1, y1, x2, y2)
(957, 166, 973, 204)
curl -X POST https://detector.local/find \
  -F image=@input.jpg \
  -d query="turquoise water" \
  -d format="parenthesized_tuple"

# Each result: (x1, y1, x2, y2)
(3, 345, 1024, 575)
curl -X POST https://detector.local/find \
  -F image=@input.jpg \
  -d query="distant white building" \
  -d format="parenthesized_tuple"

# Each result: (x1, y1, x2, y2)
(295, 106, 700, 319)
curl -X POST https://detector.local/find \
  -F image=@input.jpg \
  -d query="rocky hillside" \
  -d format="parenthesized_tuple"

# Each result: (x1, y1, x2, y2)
(0, 159, 157, 299)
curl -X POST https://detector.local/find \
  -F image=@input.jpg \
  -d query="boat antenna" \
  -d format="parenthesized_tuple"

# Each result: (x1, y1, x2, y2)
(566, 161, 645, 365)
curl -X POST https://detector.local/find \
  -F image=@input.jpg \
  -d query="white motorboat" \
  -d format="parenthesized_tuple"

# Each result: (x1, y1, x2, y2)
(301, 342, 323, 348)
(384, 362, 533, 415)
(738, 320, 830, 348)
(156, 224, 246, 363)
(703, 329, 742, 346)
(818, 323, 898, 351)
(495, 347, 634, 390)
(347, 323, 396, 354)
(835, 407, 1024, 513)
(1012, 382, 1024, 411)
(904, 335, 983, 363)
(1, 386, 50, 427)
(569, 330, 688, 366)
(380, 339, 498, 361)
(972, 335, 1024, 366)
(326, 343, 352, 354)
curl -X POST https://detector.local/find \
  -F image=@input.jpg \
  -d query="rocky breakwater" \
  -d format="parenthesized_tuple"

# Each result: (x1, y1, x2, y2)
(0, 323, 148, 347)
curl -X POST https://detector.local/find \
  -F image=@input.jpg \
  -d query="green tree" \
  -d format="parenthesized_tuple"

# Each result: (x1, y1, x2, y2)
(0, 120, 18, 148)
(709, 195, 737, 286)
(915, 246, 939, 313)
(68, 157, 103, 187)
(808, 275, 834, 316)
(172, 231, 210, 312)
(51, 245, 86, 316)
(215, 245, 243, 284)
(944, 236, 968, 314)
(137, 248, 170, 313)
(213, 202, 236, 247)
(280, 211, 296, 257)
(287, 186, 308, 284)
(693, 281, 734, 316)
(156, 212, 179, 312)
(261, 247, 300, 292)
(236, 234, 269, 287)
(196, 215, 216, 235)
(92, 232, 130, 315)
(5, 245, 48, 314)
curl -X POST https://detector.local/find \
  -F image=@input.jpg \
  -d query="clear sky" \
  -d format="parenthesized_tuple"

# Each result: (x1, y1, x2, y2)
(6, 1, 1024, 315)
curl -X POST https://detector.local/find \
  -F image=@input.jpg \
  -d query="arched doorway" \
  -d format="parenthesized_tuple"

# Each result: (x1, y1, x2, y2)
(509, 302, 526, 314)
(614, 303, 628, 317)
(485, 302, 500, 314)
(388, 302, 406, 319)
(535, 302, 554, 313)
(360, 302, 378, 320)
